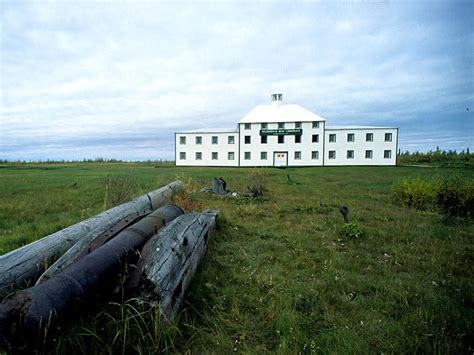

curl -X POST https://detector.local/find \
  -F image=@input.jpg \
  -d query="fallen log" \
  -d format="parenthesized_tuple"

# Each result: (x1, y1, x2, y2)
(0, 180, 182, 294)
(134, 210, 218, 323)
(0, 204, 184, 352)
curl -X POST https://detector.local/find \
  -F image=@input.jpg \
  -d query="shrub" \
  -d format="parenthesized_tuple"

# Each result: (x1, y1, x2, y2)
(391, 177, 439, 212)
(437, 177, 474, 218)
(246, 168, 268, 200)
(103, 175, 139, 207)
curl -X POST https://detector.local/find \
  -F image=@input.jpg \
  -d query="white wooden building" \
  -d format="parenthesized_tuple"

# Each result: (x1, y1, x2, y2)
(175, 94, 398, 167)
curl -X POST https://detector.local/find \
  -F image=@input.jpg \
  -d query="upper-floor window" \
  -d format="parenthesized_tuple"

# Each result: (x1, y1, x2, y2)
(179, 136, 186, 145)
(366, 133, 373, 142)
(228, 152, 235, 160)
(228, 135, 235, 144)
(328, 151, 336, 159)
(278, 122, 285, 129)
(244, 152, 251, 160)
(329, 134, 336, 142)
(295, 135, 301, 143)
(347, 133, 355, 142)
(347, 150, 354, 159)
(295, 122, 302, 129)
(312, 121, 319, 128)
(278, 135, 284, 144)
(244, 136, 251, 144)
(261, 123, 268, 129)
(244, 123, 251, 130)
(384, 150, 392, 159)
(261, 152, 267, 160)
(196, 136, 202, 145)
(179, 152, 186, 160)
(295, 151, 301, 160)
(196, 152, 202, 160)
(261, 135, 267, 144)
(365, 150, 373, 159)
(212, 136, 218, 144)
(385, 133, 392, 142)
(312, 134, 319, 143)
(212, 152, 218, 160)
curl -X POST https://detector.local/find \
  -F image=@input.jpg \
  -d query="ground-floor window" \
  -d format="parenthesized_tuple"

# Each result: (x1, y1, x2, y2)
(212, 152, 218, 160)
(312, 151, 319, 159)
(384, 150, 392, 159)
(365, 150, 373, 159)
(295, 151, 301, 160)
(244, 152, 251, 160)
(180, 152, 186, 160)
(196, 152, 202, 160)
(228, 152, 235, 160)
(261, 152, 267, 160)
(329, 151, 336, 159)
(347, 150, 354, 159)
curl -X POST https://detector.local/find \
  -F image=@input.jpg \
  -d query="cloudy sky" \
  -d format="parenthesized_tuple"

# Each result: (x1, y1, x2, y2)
(1, 0, 472, 161)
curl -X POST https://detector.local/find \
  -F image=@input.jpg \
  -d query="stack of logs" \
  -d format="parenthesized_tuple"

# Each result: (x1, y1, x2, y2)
(0, 181, 218, 352)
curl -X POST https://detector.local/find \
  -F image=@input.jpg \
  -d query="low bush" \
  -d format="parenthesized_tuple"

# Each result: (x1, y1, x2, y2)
(392, 176, 473, 217)
(341, 223, 365, 239)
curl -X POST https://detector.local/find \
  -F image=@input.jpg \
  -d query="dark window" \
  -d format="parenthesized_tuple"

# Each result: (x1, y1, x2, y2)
(384, 150, 392, 159)
(212, 152, 218, 160)
(261, 135, 267, 144)
(278, 122, 285, 129)
(196, 136, 202, 145)
(261, 152, 267, 160)
(212, 136, 218, 144)
(228, 152, 235, 160)
(329, 151, 336, 159)
(228, 136, 235, 144)
(295, 151, 301, 160)
(278, 135, 284, 144)
(295, 122, 302, 128)
(312, 134, 319, 143)
(295, 135, 301, 143)
(329, 134, 336, 142)
(312, 121, 319, 128)
(365, 150, 373, 159)
(312, 151, 319, 160)
(244, 123, 251, 130)
(347, 133, 354, 142)
(366, 133, 373, 142)
(179, 136, 186, 145)
(179, 152, 186, 160)
(347, 150, 354, 159)
(244, 136, 251, 144)
(244, 152, 251, 160)
(261, 123, 268, 129)
(385, 133, 392, 142)
(195, 152, 202, 160)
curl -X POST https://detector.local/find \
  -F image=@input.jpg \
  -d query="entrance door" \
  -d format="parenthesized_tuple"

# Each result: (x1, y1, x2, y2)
(274, 152, 288, 167)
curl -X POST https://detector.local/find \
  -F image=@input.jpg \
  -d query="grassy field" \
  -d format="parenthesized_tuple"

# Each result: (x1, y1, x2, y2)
(0, 163, 472, 353)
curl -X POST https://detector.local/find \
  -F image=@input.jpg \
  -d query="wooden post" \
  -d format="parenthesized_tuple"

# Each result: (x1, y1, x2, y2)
(0, 181, 182, 294)
(135, 210, 218, 323)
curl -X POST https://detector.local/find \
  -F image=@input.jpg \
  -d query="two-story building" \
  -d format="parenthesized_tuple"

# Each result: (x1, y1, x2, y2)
(175, 94, 398, 167)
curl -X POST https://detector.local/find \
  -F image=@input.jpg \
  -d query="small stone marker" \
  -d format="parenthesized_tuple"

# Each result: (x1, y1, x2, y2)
(211, 177, 227, 195)
(340, 206, 350, 223)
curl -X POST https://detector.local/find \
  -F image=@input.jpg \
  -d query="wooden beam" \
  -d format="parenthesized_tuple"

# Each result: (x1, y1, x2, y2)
(0, 181, 182, 294)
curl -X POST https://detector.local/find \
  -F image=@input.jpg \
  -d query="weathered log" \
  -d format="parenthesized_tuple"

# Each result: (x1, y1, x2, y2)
(0, 180, 182, 294)
(0, 204, 184, 352)
(135, 210, 218, 323)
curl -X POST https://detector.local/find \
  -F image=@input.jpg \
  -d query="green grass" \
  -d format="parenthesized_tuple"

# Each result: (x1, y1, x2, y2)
(0, 162, 473, 353)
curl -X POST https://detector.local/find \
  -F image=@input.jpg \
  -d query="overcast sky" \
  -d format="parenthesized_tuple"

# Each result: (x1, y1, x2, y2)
(1, 0, 472, 161)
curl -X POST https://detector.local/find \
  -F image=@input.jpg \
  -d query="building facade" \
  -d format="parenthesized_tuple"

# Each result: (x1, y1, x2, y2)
(175, 94, 398, 167)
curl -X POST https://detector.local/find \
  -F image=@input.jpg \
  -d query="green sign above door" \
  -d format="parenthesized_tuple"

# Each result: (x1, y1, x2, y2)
(260, 129, 302, 136)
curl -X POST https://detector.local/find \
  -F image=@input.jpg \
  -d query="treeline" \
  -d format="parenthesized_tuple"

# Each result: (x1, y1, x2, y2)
(0, 158, 175, 165)
(397, 148, 472, 165)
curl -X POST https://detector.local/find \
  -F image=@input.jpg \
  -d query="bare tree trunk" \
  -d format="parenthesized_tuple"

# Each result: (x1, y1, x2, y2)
(0, 204, 184, 352)
(135, 210, 218, 324)
(0, 181, 182, 294)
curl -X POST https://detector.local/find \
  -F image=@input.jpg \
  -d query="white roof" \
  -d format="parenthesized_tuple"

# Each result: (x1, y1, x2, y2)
(176, 127, 237, 134)
(326, 126, 397, 130)
(238, 104, 326, 124)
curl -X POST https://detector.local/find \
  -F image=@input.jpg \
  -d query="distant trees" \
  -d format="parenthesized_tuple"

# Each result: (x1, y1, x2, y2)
(397, 148, 473, 165)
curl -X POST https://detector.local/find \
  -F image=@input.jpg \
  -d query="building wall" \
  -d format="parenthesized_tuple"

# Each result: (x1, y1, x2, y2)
(175, 131, 239, 166)
(324, 128, 398, 166)
(238, 121, 325, 167)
